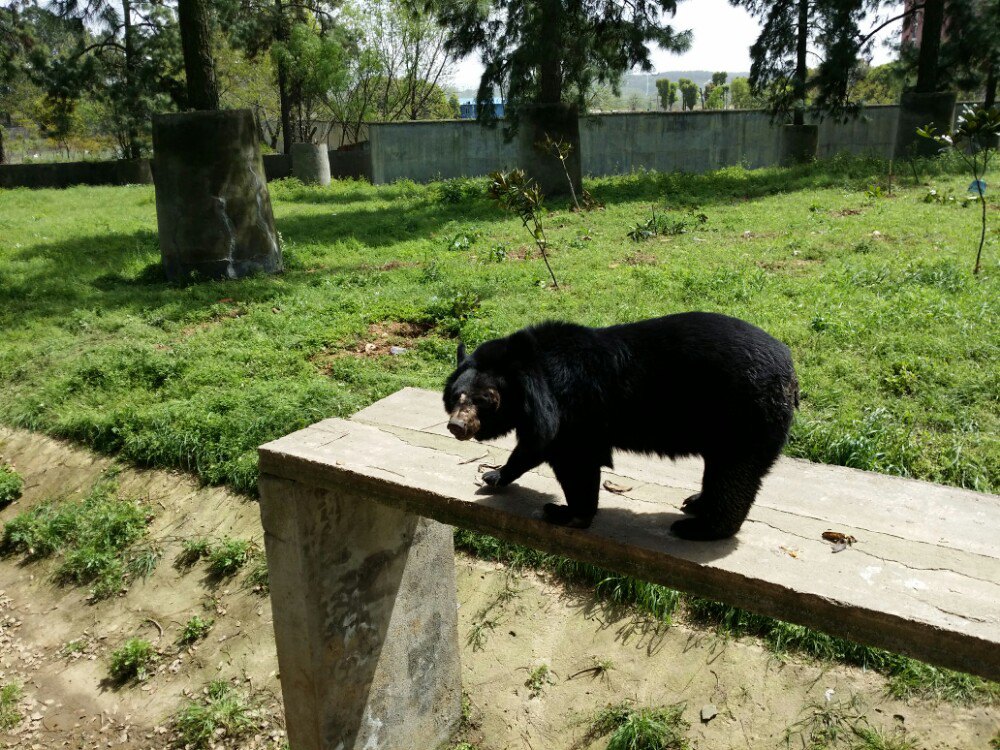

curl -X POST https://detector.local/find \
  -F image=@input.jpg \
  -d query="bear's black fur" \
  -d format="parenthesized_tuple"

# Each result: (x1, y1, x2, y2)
(443, 312, 799, 540)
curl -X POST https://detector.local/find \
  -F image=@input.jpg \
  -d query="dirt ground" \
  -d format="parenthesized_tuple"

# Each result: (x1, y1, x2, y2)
(0, 426, 995, 750)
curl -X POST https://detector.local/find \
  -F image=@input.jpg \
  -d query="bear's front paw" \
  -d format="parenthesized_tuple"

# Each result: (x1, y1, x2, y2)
(680, 492, 707, 516)
(481, 469, 508, 488)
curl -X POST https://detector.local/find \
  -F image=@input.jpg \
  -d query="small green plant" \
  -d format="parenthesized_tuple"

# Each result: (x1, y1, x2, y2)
(851, 726, 920, 750)
(487, 169, 559, 287)
(586, 702, 690, 750)
(486, 244, 508, 262)
(0, 465, 23, 506)
(206, 538, 256, 578)
(525, 663, 554, 697)
(919, 105, 1000, 274)
(108, 637, 158, 683)
(571, 656, 616, 681)
(864, 184, 886, 200)
(466, 615, 500, 651)
(0, 682, 23, 730)
(628, 207, 707, 242)
(172, 680, 256, 749)
(447, 233, 474, 252)
(175, 537, 212, 569)
(179, 615, 214, 646)
(1, 475, 154, 599)
(61, 638, 88, 656)
(539, 133, 581, 211)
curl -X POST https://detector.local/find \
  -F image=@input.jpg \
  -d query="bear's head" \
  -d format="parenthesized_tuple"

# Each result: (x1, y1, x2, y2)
(443, 331, 559, 444)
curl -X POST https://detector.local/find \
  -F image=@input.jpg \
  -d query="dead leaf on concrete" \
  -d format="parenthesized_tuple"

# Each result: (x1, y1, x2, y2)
(602, 481, 633, 494)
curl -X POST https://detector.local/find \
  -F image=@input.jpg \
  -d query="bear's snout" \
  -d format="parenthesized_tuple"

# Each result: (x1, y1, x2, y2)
(448, 406, 479, 441)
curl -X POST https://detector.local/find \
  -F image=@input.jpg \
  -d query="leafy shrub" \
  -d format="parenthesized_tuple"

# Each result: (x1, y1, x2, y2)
(0, 465, 22, 506)
(206, 538, 256, 578)
(179, 615, 214, 646)
(108, 638, 157, 683)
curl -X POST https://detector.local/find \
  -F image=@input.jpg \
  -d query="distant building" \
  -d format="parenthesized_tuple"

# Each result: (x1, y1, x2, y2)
(458, 99, 505, 119)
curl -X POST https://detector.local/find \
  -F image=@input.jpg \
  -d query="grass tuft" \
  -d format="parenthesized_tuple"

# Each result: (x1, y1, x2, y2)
(1, 475, 154, 599)
(172, 680, 256, 749)
(0, 682, 23, 730)
(108, 637, 157, 684)
(586, 702, 690, 750)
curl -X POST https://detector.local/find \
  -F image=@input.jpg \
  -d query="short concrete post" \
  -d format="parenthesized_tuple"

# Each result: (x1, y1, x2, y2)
(291, 142, 332, 186)
(258, 474, 462, 750)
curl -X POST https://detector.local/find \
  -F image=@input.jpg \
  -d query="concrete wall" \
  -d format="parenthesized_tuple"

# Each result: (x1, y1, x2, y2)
(368, 105, 910, 183)
(369, 120, 518, 184)
(0, 158, 152, 189)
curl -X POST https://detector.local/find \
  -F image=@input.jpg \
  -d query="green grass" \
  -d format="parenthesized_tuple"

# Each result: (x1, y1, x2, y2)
(108, 637, 157, 683)
(0, 473, 155, 599)
(0, 157, 995, 495)
(178, 615, 214, 646)
(204, 537, 256, 578)
(0, 682, 22, 730)
(0, 465, 23, 506)
(172, 680, 256, 749)
(586, 702, 690, 750)
(0, 156, 997, 701)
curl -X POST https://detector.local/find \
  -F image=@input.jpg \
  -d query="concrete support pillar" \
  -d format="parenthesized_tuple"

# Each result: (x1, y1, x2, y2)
(152, 109, 282, 281)
(291, 142, 331, 186)
(894, 91, 957, 160)
(780, 124, 819, 166)
(518, 103, 583, 198)
(258, 474, 462, 750)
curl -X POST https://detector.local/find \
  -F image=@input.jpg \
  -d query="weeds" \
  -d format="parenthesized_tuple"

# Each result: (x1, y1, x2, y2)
(246, 557, 269, 593)
(487, 169, 559, 287)
(585, 702, 690, 750)
(172, 680, 256, 749)
(0, 465, 23, 506)
(1, 475, 154, 600)
(178, 615, 214, 646)
(525, 664, 554, 697)
(0, 683, 22, 730)
(175, 538, 212, 569)
(108, 637, 157, 683)
(627, 207, 707, 242)
(205, 538, 256, 578)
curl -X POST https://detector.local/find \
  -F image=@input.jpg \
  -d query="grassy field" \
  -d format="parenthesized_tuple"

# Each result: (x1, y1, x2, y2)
(1, 155, 998, 703)
(1, 155, 996, 497)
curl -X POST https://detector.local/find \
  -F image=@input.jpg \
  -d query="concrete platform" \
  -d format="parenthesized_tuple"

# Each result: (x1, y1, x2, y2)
(259, 387, 1000, 682)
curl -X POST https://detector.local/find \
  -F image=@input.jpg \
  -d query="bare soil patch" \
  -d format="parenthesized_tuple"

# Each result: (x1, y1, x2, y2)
(0, 428, 995, 750)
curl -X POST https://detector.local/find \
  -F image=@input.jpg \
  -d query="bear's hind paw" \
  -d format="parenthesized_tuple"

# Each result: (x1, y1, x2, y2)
(671, 517, 738, 541)
(543, 503, 594, 529)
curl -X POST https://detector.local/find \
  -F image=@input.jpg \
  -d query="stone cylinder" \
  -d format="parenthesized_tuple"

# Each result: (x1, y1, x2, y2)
(780, 124, 819, 166)
(894, 91, 957, 160)
(291, 142, 331, 186)
(517, 103, 583, 199)
(152, 109, 283, 281)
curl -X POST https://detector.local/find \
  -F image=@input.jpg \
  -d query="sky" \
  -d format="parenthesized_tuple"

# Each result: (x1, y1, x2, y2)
(450, 0, 905, 91)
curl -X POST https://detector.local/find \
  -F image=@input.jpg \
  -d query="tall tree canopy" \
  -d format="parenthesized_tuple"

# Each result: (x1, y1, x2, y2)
(735, 0, 881, 123)
(428, 0, 691, 124)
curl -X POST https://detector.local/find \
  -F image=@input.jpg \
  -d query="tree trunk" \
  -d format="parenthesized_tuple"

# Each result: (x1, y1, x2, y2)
(178, 0, 220, 111)
(273, 0, 293, 153)
(0, 127, 5, 165)
(122, 0, 140, 159)
(794, 0, 808, 126)
(916, 0, 944, 93)
(537, 0, 563, 105)
(985, 68, 997, 108)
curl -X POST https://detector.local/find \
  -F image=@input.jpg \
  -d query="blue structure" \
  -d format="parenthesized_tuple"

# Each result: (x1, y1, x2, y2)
(458, 99, 505, 119)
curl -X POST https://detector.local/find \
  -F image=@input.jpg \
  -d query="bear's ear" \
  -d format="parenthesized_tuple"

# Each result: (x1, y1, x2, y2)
(456, 342, 467, 366)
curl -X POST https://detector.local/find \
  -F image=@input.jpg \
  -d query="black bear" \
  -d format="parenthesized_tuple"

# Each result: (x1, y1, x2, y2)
(443, 312, 799, 540)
